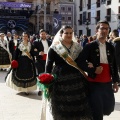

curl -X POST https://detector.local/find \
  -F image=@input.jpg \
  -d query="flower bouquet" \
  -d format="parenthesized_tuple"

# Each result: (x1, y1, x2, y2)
(37, 73, 57, 99)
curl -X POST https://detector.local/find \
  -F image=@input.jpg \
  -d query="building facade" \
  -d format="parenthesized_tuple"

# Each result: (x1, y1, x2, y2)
(0, 0, 36, 34)
(36, 0, 74, 35)
(0, 0, 74, 35)
(74, 0, 120, 37)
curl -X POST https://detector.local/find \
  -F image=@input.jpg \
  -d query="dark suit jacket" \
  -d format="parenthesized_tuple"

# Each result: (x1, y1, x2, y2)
(13, 42, 35, 62)
(9, 39, 21, 60)
(76, 40, 119, 83)
(32, 39, 52, 60)
(6, 36, 13, 42)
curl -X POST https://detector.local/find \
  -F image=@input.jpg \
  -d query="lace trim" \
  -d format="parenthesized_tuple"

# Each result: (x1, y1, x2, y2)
(51, 42, 82, 60)
(14, 63, 35, 81)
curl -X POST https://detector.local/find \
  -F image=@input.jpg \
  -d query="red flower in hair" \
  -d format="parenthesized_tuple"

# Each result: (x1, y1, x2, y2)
(38, 73, 54, 84)
(11, 60, 18, 68)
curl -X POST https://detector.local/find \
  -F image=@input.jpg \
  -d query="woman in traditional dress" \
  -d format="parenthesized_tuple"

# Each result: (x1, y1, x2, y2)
(6, 32, 37, 95)
(0, 32, 11, 71)
(40, 26, 93, 120)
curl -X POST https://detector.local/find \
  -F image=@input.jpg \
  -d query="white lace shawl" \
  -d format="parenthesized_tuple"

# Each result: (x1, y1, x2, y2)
(18, 42, 31, 56)
(50, 41, 82, 60)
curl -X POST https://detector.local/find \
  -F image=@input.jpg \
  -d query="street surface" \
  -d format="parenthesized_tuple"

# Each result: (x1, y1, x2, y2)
(0, 71, 120, 120)
(0, 71, 42, 120)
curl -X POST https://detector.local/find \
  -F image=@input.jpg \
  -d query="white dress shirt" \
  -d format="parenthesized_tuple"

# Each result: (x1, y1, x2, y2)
(14, 39, 17, 46)
(41, 40, 49, 54)
(99, 42, 108, 63)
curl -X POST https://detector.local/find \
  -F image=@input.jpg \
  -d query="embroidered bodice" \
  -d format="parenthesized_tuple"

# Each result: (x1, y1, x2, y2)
(18, 42, 31, 56)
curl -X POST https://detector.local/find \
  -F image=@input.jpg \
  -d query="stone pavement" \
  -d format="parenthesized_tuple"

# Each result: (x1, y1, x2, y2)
(0, 71, 42, 120)
(103, 87, 120, 120)
(0, 71, 120, 120)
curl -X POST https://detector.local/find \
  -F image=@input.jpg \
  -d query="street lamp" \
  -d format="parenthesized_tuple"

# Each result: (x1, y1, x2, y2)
(85, 19, 90, 29)
(36, 0, 47, 32)
(85, 19, 90, 36)
(43, 0, 47, 31)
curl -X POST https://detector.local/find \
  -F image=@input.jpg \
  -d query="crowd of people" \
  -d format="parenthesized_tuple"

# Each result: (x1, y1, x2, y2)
(0, 30, 52, 95)
(0, 20, 120, 120)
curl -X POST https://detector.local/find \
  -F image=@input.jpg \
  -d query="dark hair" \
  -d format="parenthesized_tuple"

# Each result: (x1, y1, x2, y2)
(112, 29, 119, 37)
(88, 36, 93, 41)
(13, 32, 18, 36)
(39, 29, 46, 33)
(22, 31, 30, 38)
(60, 25, 73, 34)
(96, 20, 110, 30)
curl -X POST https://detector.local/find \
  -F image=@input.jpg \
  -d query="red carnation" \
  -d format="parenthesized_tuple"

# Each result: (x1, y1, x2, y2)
(38, 73, 54, 84)
(11, 60, 19, 68)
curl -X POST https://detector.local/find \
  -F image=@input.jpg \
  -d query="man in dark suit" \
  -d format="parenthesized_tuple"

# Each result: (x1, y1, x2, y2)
(33, 29, 52, 74)
(9, 32, 21, 60)
(77, 20, 119, 120)
(33, 29, 52, 95)
(6, 32, 13, 42)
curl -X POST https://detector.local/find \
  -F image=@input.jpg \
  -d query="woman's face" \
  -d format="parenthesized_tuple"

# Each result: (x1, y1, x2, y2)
(22, 33, 29, 42)
(61, 28, 73, 43)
